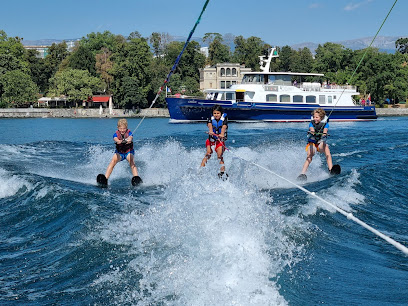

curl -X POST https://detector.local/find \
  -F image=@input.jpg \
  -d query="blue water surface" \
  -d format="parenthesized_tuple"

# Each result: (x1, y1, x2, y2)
(0, 117, 407, 305)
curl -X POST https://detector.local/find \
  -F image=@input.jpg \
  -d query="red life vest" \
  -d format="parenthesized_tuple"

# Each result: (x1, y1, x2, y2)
(115, 129, 133, 153)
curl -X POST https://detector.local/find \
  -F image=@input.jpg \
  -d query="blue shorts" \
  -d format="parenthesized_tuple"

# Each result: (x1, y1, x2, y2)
(115, 150, 135, 161)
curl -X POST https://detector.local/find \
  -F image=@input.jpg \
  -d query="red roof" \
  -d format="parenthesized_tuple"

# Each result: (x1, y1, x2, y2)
(85, 96, 110, 103)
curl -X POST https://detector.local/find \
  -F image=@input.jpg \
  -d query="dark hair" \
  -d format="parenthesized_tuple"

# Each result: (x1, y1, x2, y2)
(212, 104, 223, 113)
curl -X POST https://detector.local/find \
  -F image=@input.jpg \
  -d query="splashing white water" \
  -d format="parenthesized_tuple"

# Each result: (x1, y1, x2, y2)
(0, 168, 32, 199)
(92, 140, 316, 305)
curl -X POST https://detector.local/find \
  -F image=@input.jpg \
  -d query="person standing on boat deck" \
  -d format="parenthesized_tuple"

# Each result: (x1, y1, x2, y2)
(299, 108, 333, 178)
(200, 104, 228, 179)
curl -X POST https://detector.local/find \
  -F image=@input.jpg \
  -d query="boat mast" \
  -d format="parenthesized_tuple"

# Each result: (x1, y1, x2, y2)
(259, 47, 279, 72)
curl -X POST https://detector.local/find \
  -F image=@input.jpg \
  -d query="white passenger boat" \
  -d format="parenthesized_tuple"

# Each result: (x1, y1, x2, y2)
(166, 48, 377, 122)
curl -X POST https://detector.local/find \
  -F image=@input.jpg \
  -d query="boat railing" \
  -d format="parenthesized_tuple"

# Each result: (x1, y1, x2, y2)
(301, 83, 357, 91)
(167, 94, 204, 99)
(323, 84, 356, 91)
(301, 82, 322, 91)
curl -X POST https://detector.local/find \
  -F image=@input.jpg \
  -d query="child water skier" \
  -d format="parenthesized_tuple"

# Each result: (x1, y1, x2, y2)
(200, 104, 228, 180)
(97, 118, 142, 186)
(298, 108, 339, 181)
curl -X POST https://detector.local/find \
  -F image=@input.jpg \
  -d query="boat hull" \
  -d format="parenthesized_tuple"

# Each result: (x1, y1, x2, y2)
(166, 97, 377, 122)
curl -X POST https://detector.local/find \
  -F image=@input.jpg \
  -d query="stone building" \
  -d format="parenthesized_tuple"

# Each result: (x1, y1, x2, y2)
(199, 63, 251, 90)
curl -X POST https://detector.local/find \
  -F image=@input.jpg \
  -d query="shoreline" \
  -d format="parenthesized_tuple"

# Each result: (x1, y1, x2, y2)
(0, 107, 407, 118)
(0, 108, 169, 118)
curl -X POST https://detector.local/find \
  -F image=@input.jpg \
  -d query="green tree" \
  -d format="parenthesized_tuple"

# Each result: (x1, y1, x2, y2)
(232, 36, 270, 70)
(111, 36, 152, 108)
(231, 35, 246, 64)
(0, 70, 38, 107)
(114, 76, 144, 109)
(0, 30, 29, 74)
(163, 41, 205, 95)
(241, 36, 268, 71)
(80, 31, 125, 54)
(128, 31, 142, 40)
(68, 45, 96, 75)
(25, 49, 48, 93)
(203, 33, 230, 66)
(150, 32, 162, 57)
(290, 47, 314, 73)
(395, 37, 408, 54)
(95, 48, 113, 92)
(42, 42, 69, 91)
(48, 69, 101, 104)
(208, 38, 230, 66)
(276, 45, 295, 72)
(44, 42, 69, 73)
(313, 42, 353, 83)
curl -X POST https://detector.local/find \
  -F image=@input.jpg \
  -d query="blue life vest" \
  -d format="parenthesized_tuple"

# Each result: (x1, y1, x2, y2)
(209, 113, 228, 141)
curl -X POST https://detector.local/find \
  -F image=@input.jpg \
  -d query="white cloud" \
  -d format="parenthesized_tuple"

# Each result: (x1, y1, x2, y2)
(344, 0, 373, 11)
(309, 3, 321, 9)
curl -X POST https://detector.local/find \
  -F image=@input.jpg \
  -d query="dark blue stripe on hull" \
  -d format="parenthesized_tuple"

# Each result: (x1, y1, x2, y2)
(166, 97, 377, 121)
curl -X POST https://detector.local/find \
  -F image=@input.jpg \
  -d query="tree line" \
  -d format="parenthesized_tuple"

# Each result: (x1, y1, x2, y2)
(1, 29, 407, 108)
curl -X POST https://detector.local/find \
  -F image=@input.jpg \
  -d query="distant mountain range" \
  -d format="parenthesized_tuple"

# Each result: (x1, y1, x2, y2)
(22, 39, 80, 46)
(22, 35, 403, 54)
(291, 35, 401, 54)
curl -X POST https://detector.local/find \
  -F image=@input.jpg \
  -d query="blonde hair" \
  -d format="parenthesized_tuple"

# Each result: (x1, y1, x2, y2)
(117, 118, 128, 128)
(313, 108, 326, 119)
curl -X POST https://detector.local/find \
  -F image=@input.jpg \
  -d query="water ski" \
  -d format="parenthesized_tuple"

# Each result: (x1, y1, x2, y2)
(218, 172, 229, 181)
(330, 164, 341, 175)
(97, 174, 108, 187)
(131, 176, 143, 186)
(297, 174, 307, 182)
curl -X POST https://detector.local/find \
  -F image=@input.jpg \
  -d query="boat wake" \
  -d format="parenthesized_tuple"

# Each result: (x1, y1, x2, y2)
(0, 139, 368, 305)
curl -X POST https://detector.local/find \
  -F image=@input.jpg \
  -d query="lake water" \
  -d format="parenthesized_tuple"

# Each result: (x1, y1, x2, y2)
(1, 117, 407, 305)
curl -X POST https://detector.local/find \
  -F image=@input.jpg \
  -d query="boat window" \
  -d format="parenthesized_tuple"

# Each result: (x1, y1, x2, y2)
(280, 94, 291, 103)
(221, 68, 225, 77)
(245, 74, 264, 83)
(266, 94, 277, 102)
(333, 95, 336, 100)
(328, 96, 333, 104)
(226, 68, 231, 76)
(319, 95, 326, 104)
(306, 95, 316, 103)
(245, 91, 255, 100)
(225, 92, 236, 100)
(242, 75, 250, 83)
(275, 75, 291, 86)
(219, 93, 225, 100)
(268, 75, 276, 84)
(293, 95, 303, 103)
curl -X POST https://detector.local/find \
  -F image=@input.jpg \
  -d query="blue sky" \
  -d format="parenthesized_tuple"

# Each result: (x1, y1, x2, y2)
(1, 0, 406, 45)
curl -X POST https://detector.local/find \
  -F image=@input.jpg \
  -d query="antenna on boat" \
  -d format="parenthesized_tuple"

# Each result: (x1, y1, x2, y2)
(259, 47, 279, 72)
